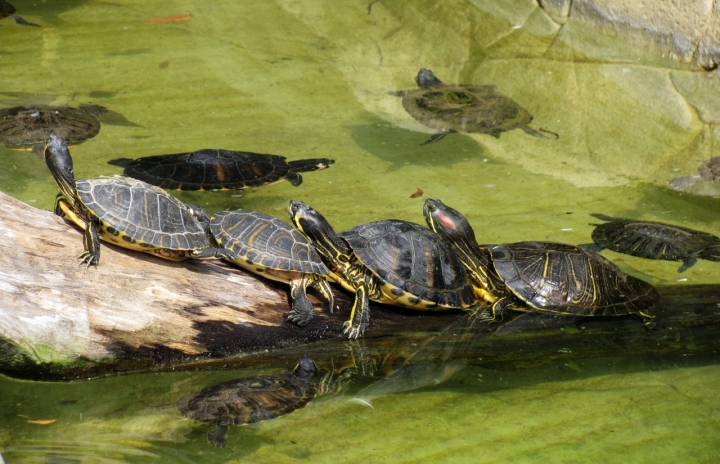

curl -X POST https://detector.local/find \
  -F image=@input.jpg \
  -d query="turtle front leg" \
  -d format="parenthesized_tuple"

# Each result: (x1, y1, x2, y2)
(206, 425, 229, 448)
(344, 282, 370, 339)
(79, 218, 101, 269)
(287, 277, 315, 327)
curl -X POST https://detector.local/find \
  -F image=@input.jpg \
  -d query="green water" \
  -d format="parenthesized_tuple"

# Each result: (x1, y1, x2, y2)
(1, 0, 720, 462)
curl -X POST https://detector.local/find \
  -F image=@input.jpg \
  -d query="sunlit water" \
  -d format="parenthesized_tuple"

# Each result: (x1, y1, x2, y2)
(1, 0, 720, 462)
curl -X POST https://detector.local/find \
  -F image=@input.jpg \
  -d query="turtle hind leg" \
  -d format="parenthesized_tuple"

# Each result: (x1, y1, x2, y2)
(207, 425, 229, 448)
(421, 131, 450, 145)
(677, 256, 697, 273)
(522, 126, 550, 139)
(287, 277, 315, 327)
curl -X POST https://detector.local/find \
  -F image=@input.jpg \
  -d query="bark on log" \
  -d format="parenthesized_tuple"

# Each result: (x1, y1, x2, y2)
(1, 191, 719, 382)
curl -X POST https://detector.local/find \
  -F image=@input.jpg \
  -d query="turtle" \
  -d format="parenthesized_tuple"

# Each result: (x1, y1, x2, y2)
(107, 149, 335, 191)
(209, 209, 334, 326)
(391, 68, 546, 144)
(177, 355, 318, 448)
(44, 135, 233, 267)
(0, 105, 106, 153)
(423, 199, 659, 324)
(586, 213, 720, 273)
(288, 200, 478, 339)
(670, 156, 720, 193)
(0, 0, 40, 26)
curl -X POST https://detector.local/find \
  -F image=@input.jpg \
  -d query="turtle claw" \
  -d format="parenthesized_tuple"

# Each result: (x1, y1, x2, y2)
(342, 320, 365, 339)
(287, 309, 312, 327)
(78, 251, 99, 270)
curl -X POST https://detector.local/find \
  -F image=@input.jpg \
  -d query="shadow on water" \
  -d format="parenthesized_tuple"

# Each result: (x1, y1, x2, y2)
(10, 0, 90, 25)
(348, 113, 501, 172)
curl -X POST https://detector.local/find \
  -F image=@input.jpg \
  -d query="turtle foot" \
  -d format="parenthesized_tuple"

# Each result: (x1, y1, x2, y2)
(342, 320, 365, 339)
(287, 309, 313, 327)
(78, 251, 99, 270)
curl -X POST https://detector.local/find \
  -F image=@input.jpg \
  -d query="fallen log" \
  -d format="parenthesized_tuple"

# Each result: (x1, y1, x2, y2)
(0, 191, 719, 382)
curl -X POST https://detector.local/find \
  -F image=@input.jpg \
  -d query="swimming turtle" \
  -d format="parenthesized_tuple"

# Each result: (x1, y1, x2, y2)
(0, 0, 15, 19)
(288, 200, 478, 339)
(391, 68, 546, 144)
(0, 105, 104, 153)
(670, 156, 720, 193)
(44, 135, 233, 267)
(587, 213, 720, 272)
(107, 149, 334, 191)
(423, 199, 659, 323)
(177, 355, 318, 447)
(209, 209, 334, 326)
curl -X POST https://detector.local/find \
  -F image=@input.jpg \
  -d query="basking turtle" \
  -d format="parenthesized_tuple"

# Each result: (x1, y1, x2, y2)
(392, 68, 546, 144)
(587, 213, 720, 272)
(44, 135, 233, 267)
(107, 149, 334, 191)
(288, 200, 478, 339)
(423, 199, 659, 323)
(177, 355, 318, 448)
(0, 105, 103, 152)
(209, 209, 334, 326)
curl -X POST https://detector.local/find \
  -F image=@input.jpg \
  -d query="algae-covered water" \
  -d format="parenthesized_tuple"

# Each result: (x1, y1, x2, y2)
(1, 0, 720, 462)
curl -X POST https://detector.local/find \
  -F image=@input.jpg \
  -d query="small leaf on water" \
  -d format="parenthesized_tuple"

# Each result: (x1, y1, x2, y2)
(27, 419, 56, 425)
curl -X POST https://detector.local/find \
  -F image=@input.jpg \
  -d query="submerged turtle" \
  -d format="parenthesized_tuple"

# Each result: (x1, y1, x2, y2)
(0, 0, 40, 26)
(209, 209, 334, 326)
(587, 213, 720, 272)
(107, 149, 334, 191)
(670, 156, 720, 193)
(423, 199, 659, 323)
(177, 356, 318, 447)
(392, 68, 546, 144)
(0, 105, 103, 152)
(288, 200, 478, 339)
(45, 135, 233, 267)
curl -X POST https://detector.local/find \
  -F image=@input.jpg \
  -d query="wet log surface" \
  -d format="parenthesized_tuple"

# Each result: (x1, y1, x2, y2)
(0, 191, 719, 382)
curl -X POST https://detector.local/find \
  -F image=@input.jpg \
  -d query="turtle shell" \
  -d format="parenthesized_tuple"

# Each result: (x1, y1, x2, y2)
(177, 356, 317, 447)
(107, 149, 334, 191)
(340, 220, 476, 309)
(0, 105, 100, 148)
(488, 241, 660, 317)
(0, 0, 16, 19)
(78, 175, 209, 251)
(209, 209, 329, 276)
(590, 214, 720, 265)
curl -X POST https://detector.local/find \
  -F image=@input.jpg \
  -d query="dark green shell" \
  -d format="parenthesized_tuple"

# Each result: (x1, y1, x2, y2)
(488, 241, 659, 317)
(0, 105, 100, 148)
(590, 214, 720, 264)
(108, 149, 334, 191)
(177, 357, 317, 426)
(398, 69, 534, 138)
(0, 0, 15, 19)
(209, 209, 329, 275)
(340, 220, 476, 309)
(78, 175, 209, 250)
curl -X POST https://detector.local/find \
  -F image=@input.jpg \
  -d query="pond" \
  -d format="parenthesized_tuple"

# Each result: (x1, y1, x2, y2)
(1, 0, 720, 462)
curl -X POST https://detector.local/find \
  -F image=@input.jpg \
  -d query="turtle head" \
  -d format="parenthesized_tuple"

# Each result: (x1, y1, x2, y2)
(416, 68, 444, 88)
(423, 198, 475, 243)
(294, 355, 318, 382)
(288, 200, 351, 262)
(44, 135, 78, 203)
